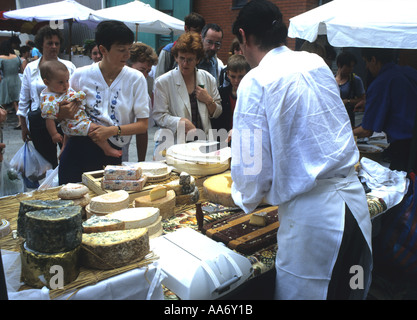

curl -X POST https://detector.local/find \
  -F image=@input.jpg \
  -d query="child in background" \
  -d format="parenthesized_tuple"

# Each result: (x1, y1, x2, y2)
(39, 60, 122, 158)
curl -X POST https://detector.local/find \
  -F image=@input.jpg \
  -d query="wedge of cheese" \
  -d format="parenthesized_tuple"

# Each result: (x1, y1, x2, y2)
(107, 207, 160, 230)
(203, 172, 236, 207)
(82, 215, 125, 233)
(81, 228, 149, 270)
(149, 185, 167, 201)
(89, 190, 130, 215)
(134, 190, 176, 220)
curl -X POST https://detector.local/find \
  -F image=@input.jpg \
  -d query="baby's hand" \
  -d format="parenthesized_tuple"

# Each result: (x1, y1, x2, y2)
(51, 133, 63, 144)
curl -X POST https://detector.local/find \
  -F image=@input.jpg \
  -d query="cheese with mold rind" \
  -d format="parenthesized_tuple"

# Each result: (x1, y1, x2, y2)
(82, 215, 125, 233)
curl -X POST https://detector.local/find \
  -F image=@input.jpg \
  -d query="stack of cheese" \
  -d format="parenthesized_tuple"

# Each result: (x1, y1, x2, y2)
(80, 208, 155, 269)
(18, 201, 83, 288)
(164, 171, 200, 206)
(58, 183, 91, 217)
(102, 163, 147, 192)
(134, 185, 176, 220)
(85, 190, 130, 219)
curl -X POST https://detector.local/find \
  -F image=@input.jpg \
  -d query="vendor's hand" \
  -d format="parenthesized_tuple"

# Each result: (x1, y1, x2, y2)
(0, 142, 5, 162)
(179, 117, 196, 135)
(195, 86, 213, 105)
(57, 100, 80, 121)
(88, 125, 116, 143)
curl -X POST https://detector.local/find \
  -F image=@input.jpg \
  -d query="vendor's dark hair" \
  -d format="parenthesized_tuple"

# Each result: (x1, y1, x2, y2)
(232, 0, 287, 51)
(185, 12, 205, 33)
(336, 51, 357, 68)
(361, 48, 396, 64)
(201, 23, 223, 39)
(34, 26, 64, 54)
(95, 20, 134, 51)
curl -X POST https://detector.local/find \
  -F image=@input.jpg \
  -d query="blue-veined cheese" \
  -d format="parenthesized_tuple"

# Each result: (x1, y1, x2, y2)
(18, 200, 75, 238)
(20, 242, 80, 289)
(104, 164, 142, 180)
(82, 215, 125, 233)
(81, 228, 149, 270)
(25, 206, 82, 254)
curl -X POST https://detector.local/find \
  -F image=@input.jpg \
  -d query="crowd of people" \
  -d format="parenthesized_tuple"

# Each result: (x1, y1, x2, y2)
(1, 0, 417, 300)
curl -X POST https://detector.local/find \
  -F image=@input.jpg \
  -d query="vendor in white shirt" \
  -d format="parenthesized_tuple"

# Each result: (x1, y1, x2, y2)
(58, 20, 149, 184)
(230, 0, 372, 300)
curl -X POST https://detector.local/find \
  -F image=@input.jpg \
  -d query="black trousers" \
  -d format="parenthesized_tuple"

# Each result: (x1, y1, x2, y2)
(58, 136, 121, 185)
(327, 206, 368, 300)
(27, 108, 61, 168)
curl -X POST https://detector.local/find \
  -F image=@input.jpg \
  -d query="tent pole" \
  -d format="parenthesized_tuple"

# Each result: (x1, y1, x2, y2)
(67, 19, 73, 61)
(135, 23, 138, 42)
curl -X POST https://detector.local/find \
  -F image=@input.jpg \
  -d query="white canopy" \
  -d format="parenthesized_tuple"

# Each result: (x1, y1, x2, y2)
(3, 0, 94, 23)
(88, 0, 185, 37)
(288, 0, 417, 49)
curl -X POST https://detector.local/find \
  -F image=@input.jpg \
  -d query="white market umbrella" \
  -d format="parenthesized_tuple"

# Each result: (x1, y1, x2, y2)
(88, 0, 185, 41)
(288, 0, 417, 49)
(3, 0, 96, 59)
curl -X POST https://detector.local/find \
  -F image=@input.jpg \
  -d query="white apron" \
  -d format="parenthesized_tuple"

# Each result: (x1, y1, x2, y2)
(274, 169, 372, 300)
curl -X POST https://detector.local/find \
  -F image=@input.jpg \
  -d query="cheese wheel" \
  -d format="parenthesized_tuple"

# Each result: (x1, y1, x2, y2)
(18, 200, 75, 238)
(82, 215, 125, 233)
(203, 172, 236, 207)
(146, 216, 163, 238)
(137, 161, 168, 175)
(25, 206, 83, 253)
(175, 186, 200, 206)
(81, 228, 150, 270)
(134, 190, 176, 220)
(166, 154, 230, 176)
(107, 207, 160, 229)
(89, 190, 129, 214)
(0, 219, 11, 238)
(69, 193, 91, 207)
(20, 242, 80, 289)
(58, 183, 89, 200)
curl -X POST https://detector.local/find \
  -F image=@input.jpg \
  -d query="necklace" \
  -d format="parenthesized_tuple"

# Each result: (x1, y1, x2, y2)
(99, 62, 119, 84)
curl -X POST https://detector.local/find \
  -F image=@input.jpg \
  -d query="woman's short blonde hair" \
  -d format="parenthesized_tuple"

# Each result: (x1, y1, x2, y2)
(171, 32, 204, 61)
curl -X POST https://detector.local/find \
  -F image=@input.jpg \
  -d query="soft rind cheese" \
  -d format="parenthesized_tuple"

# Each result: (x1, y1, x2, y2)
(203, 172, 236, 207)
(58, 183, 89, 200)
(138, 161, 168, 176)
(107, 207, 160, 229)
(82, 215, 125, 233)
(81, 228, 150, 270)
(89, 190, 129, 214)
(134, 190, 176, 220)
(25, 206, 83, 254)
(18, 200, 75, 238)
(20, 242, 80, 289)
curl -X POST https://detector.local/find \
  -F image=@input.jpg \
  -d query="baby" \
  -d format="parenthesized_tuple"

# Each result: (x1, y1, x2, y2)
(39, 60, 122, 158)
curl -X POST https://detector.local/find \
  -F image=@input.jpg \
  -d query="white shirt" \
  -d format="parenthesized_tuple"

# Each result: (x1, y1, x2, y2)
(17, 58, 76, 118)
(69, 63, 149, 148)
(231, 46, 359, 213)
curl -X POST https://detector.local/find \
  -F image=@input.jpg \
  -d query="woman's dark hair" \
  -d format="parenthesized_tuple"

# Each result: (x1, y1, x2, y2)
(0, 41, 14, 55)
(34, 26, 64, 54)
(20, 45, 31, 56)
(95, 20, 134, 51)
(232, 0, 287, 51)
(336, 51, 357, 68)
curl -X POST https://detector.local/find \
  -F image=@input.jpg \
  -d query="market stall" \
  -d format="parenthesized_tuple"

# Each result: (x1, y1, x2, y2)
(0, 140, 406, 300)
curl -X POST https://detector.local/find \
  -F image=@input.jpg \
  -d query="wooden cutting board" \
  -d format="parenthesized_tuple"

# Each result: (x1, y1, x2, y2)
(202, 206, 279, 255)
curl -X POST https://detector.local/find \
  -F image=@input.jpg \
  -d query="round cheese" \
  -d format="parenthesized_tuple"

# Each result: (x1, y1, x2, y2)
(134, 190, 176, 220)
(203, 172, 236, 207)
(89, 190, 129, 214)
(107, 207, 160, 229)
(70, 193, 91, 207)
(138, 161, 168, 176)
(166, 154, 230, 176)
(175, 186, 200, 206)
(25, 206, 83, 254)
(18, 200, 75, 238)
(0, 219, 11, 238)
(81, 228, 150, 270)
(146, 216, 162, 238)
(58, 183, 89, 200)
(20, 242, 80, 289)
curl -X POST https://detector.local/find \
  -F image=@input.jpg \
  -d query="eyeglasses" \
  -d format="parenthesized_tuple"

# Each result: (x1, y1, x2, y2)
(204, 38, 222, 49)
(178, 56, 196, 64)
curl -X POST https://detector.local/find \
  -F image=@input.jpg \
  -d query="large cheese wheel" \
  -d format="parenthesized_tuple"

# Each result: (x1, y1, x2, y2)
(203, 172, 236, 207)
(82, 215, 125, 233)
(137, 161, 168, 176)
(89, 190, 129, 214)
(107, 207, 160, 230)
(58, 183, 89, 200)
(18, 200, 75, 238)
(81, 228, 150, 270)
(25, 206, 83, 253)
(166, 154, 230, 176)
(134, 190, 176, 220)
(20, 242, 80, 289)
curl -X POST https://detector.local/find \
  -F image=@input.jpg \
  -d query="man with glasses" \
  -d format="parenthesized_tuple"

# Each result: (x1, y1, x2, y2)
(198, 23, 225, 85)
